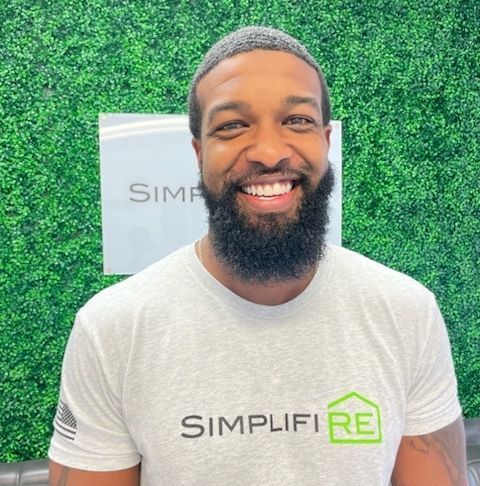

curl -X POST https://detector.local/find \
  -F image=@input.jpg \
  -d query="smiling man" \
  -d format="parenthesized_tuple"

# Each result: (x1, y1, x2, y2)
(49, 27, 467, 486)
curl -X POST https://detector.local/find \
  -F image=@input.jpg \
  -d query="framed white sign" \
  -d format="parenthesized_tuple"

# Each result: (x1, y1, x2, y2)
(99, 114, 342, 275)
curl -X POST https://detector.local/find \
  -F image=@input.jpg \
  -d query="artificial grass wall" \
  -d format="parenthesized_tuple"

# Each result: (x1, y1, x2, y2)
(0, 0, 478, 462)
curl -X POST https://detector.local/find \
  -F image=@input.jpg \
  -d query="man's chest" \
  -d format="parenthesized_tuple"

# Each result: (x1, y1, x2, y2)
(122, 321, 408, 485)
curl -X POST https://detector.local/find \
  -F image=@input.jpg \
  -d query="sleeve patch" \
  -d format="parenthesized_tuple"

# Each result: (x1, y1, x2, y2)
(54, 400, 77, 441)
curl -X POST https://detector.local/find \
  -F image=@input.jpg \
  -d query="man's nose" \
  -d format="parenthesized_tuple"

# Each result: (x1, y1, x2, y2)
(245, 125, 292, 168)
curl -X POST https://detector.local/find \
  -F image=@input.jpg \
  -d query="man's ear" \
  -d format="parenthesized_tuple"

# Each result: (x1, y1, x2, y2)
(324, 123, 332, 147)
(191, 138, 202, 170)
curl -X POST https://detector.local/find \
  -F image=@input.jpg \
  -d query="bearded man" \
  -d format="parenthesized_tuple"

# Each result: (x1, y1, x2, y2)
(49, 26, 467, 486)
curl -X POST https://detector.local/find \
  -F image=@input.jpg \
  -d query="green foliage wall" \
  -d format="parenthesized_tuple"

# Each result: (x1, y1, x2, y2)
(0, 0, 478, 462)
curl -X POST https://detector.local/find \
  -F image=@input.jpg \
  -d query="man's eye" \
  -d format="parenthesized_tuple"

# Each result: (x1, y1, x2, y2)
(217, 121, 245, 131)
(286, 116, 314, 126)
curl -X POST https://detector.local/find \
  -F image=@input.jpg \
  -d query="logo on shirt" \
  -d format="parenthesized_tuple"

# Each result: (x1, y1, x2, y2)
(327, 392, 382, 444)
(180, 391, 382, 444)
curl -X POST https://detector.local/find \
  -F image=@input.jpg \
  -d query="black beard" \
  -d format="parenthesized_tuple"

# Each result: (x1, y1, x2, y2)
(198, 163, 335, 284)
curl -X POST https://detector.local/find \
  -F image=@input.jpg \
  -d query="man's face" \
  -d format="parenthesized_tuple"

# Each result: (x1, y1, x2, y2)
(193, 50, 331, 222)
(193, 50, 334, 282)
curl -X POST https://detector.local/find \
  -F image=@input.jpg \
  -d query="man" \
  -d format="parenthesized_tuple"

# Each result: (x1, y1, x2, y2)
(49, 26, 467, 485)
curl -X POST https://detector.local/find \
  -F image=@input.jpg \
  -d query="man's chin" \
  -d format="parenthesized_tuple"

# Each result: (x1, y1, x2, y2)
(238, 209, 300, 235)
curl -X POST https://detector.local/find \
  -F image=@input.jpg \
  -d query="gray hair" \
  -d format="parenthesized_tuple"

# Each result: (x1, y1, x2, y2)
(188, 26, 331, 138)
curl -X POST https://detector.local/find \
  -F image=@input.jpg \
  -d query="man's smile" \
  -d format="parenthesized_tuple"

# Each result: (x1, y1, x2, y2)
(240, 180, 294, 197)
(237, 178, 300, 213)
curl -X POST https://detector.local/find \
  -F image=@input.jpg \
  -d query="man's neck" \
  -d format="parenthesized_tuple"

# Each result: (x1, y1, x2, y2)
(197, 235, 317, 306)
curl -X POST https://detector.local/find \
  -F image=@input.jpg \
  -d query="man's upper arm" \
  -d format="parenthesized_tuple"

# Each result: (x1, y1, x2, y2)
(49, 314, 140, 473)
(49, 460, 140, 486)
(391, 416, 468, 485)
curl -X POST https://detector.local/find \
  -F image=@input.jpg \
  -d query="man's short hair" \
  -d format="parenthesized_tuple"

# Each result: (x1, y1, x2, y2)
(188, 26, 331, 138)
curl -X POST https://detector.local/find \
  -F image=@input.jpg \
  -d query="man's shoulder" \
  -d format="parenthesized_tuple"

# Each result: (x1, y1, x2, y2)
(325, 244, 434, 301)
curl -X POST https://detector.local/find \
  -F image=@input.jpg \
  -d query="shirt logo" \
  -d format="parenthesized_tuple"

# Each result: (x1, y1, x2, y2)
(327, 391, 382, 444)
(53, 399, 77, 441)
(180, 391, 383, 445)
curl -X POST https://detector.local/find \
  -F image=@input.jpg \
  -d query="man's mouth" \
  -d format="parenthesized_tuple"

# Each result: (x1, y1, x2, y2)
(239, 180, 298, 198)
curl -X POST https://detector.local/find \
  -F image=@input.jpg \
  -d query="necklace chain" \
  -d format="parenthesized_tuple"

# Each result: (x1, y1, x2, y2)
(198, 237, 204, 266)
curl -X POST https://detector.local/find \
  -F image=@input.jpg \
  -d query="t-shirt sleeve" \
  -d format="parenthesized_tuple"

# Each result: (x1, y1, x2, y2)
(48, 313, 141, 471)
(403, 295, 462, 436)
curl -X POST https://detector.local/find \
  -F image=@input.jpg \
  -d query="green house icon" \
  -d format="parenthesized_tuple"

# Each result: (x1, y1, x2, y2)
(327, 391, 382, 444)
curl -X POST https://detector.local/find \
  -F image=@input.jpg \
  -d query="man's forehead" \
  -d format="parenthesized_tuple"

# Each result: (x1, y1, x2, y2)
(196, 50, 321, 105)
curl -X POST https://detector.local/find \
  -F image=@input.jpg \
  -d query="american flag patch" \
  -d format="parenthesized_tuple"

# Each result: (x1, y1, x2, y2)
(54, 400, 77, 441)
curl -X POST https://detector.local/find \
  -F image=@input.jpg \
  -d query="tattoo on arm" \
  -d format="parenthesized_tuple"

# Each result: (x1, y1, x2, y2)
(392, 418, 468, 485)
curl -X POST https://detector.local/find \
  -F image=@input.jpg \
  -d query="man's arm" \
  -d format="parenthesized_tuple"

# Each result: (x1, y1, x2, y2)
(49, 460, 140, 486)
(391, 416, 468, 485)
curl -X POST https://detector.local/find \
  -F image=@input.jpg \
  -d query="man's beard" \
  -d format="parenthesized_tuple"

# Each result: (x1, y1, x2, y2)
(198, 163, 335, 283)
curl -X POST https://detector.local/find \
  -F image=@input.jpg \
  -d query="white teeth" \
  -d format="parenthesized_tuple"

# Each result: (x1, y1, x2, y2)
(241, 181, 294, 196)
(263, 185, 273, 196)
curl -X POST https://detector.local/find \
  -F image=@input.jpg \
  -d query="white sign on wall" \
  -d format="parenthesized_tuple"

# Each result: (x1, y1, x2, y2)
(99, 114, 342, 275)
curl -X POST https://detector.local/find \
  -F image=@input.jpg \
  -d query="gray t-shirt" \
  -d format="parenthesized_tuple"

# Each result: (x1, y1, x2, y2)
(49, 244, 461, 485)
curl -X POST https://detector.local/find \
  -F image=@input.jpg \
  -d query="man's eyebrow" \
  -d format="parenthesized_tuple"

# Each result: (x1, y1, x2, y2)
(207, 100, 251, 125)
(283, 95, 320, 112)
